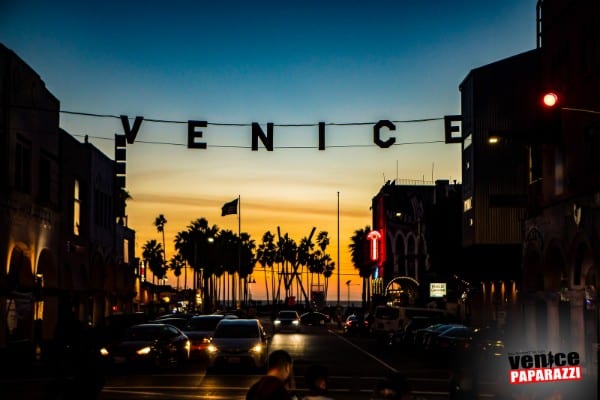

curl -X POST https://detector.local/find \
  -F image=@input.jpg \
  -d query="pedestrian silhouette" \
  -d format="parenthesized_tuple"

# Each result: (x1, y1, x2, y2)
(247, 349, 297, 400)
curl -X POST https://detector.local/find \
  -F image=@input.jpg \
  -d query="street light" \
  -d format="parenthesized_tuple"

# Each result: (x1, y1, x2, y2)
(345, 280, 352, 308)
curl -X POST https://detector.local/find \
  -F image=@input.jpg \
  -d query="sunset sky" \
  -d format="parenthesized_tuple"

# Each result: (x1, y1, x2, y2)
(1, 0, 537, 301)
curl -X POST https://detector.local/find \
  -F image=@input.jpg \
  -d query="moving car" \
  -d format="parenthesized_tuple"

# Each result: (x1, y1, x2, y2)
(300, 311, 331, 327)
(344, 314, 369, 336)
(273, 310, 301, 333)
(183, 314, 228, 360)
(100, 323, 190, 369)
(207, 319, 270, 371)
(150, 317, 190, 330)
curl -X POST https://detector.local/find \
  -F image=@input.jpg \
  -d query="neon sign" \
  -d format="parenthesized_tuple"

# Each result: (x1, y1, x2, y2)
(366, 230, 382, 262)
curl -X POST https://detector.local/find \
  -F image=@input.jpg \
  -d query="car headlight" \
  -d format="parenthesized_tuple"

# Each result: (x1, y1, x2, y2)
(292, 320, 299, 325)
(250, 344, 263, 353)
(99, 347, 109, 356)
(274, 320, 281, 325)
(136, 346, 152, 355)
(207, 344, 218, 353)
(185, 340, 191, 351)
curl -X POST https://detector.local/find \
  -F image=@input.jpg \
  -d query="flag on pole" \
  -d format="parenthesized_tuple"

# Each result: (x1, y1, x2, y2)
(221, 198, 238, 216)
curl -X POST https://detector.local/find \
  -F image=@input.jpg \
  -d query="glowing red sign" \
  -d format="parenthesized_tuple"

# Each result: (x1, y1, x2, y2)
(367, 230, 382, 262)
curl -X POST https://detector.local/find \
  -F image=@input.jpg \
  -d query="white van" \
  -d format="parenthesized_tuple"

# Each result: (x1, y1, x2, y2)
(372, 305, 448, 336)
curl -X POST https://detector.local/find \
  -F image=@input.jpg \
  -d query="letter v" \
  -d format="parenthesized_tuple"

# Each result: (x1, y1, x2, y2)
(508, 356, 520, 369)
(120, 115, 144, 144)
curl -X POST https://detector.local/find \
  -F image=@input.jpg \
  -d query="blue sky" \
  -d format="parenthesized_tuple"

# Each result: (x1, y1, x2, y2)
(1, 0, 537, 299)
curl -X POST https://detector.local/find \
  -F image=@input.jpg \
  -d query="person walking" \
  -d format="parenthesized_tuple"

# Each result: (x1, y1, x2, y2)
(302, 364, 334, 400)
(247, 349, 298, 400)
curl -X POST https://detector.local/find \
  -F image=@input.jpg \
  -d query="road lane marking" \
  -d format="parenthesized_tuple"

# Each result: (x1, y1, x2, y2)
(328, 329, 398, 373)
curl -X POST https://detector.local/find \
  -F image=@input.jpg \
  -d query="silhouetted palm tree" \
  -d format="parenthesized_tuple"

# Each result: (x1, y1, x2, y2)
(142, 239, 166, 287)
(349, 226, 373, 308)
(174, 218, 219, 308)
(256, 231, 277, 305)
(238, 232, 256, 305)
(308, 231, 335, 304)
(154, 214, 168, 263)
(169, 253, 185, 290)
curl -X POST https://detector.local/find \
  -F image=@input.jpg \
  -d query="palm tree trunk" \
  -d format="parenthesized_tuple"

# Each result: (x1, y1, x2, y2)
(263, 268, 270, 305)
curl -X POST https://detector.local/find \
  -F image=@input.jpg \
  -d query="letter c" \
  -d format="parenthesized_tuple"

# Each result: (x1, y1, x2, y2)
(374, 120, 396, 148)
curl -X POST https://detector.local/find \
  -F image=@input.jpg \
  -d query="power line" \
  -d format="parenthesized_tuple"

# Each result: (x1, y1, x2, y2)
(74, 134, 444, 149)
(5, 103, 444, 126)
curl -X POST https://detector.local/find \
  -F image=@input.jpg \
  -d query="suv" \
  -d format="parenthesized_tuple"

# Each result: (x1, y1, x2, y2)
(273, 310, 301, 333)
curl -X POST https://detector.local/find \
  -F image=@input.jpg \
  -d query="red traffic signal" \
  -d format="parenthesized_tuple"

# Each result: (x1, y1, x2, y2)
(536, 91, 561, 142)
(542, 92, 559, 108)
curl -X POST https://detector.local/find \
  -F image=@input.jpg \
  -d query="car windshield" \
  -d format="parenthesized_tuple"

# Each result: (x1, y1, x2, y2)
(123, 326, 162, 341)
(279, 311, 297, 319)
(214, 323, 259, 338)
(187, 317, 222, 331)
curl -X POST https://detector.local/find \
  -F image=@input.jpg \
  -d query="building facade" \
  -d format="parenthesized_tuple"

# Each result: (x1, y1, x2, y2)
(0, 44, 138, 358)
(520, 0, 600, 370)
(370, 179, 463, 312)
(450, 0, 599, 376)
(458, 49, 541, 329)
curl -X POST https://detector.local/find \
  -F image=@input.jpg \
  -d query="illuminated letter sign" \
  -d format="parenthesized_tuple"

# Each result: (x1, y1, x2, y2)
(366, 230, 382, 262)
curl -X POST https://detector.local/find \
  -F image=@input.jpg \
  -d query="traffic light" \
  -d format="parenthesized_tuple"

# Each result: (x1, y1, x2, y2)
(536, 90, 562, 142)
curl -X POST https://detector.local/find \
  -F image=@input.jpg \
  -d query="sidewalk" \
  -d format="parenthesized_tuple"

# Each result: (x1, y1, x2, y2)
(0, 349, 52, 400)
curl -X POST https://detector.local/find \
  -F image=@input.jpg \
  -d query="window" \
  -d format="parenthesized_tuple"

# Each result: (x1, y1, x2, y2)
(73, 179, 81, 236)
(463, 197, 472, 212)
(38, 156, 51, 203)
(463, 133, 472, 150)
(123, 238, 129, 263)
(15, 139, 31, 193)
(94, 189, 113, 230)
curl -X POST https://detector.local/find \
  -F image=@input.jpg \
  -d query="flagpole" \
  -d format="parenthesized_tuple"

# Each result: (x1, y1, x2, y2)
(337, 191, 340, 307)
(237, 195, 241, 309)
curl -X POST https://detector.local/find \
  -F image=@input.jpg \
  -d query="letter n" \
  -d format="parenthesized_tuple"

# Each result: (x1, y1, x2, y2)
(252, 122, 274, 151)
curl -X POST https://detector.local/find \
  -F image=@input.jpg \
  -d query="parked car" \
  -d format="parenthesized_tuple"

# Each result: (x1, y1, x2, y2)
(388, 316, 435, 348)
(300, 311, 331, 327)
(416, 323, 463, 350)
(462, 326, 505, 359)
(207, 319, 270, 371)
(273, 310, 301, 333)
(344, 314, 369, 336)
(428, 325, 474, 354)
(183, 314, 228, 360)
(100, 323, 190, 369)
